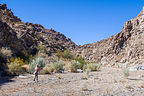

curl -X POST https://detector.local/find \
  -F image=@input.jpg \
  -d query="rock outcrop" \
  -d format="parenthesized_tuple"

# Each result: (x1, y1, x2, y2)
(0, 4, 77, 74)
(74, 7, 144, 67)
(1, 3, 144, 70)
(0, 3, 76, 56)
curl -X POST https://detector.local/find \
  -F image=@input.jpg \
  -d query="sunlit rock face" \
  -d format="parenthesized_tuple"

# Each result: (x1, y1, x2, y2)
(0, 3, 77, 74)
(0, 3, 77, 58)
(73, 7, 144, 67)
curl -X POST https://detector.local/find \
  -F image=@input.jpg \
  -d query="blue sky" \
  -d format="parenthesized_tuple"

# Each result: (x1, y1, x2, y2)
(0, 0, 144, 45)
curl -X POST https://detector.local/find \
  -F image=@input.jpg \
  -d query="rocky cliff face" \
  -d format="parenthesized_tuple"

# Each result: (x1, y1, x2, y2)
(1, 3, 144, 69)
(0, 4, 77, 73)
(0, 3, 76, 56)
(74, 7, 144, 67)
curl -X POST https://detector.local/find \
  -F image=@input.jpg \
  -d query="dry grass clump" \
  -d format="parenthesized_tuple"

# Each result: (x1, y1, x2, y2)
(83, 63, 100, 72)
(7, 57, 24, 75)
(42, 64, 53, 74)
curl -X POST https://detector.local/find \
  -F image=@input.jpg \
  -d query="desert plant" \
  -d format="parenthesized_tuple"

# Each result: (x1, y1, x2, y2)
(42, 64, 53, 74)
(88, 64, 100, 71)
(56, 49, 73, 60)
(83, 64, 88, 71)
(63, 49, 73, 59)
(28, 57, 45, 73)
(52, 60, 64, 73)
(123, 68, 129, 78)
(7, 57, 24, 75)
(83, 63, 100, 72)
(56, 49, 63, 59)
(69, 60, 80, 72)
(73, 56, 86, 69)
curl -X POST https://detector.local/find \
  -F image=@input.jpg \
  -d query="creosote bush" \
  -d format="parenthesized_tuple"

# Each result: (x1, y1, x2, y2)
(42, 60, 65, 74)
(28, 57, 45, 73)
(7, 57, 24, 75)
(70, 60, 81, 72)
(73, 57, 87, 69)
(52, 60, 64, 73)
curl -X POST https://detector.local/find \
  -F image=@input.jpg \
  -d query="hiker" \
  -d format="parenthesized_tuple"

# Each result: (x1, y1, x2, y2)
(33, 65, 39, 81)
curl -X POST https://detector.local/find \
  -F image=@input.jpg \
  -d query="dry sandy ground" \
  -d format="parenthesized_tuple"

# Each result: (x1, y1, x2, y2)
(1, 67, 144, 96)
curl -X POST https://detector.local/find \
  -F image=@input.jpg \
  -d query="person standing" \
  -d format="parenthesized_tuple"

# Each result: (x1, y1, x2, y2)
(33, 65, 39, 81)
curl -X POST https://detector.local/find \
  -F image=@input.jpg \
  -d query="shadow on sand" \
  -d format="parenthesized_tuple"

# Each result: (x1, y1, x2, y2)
(128, 78, 142, 81)
(0, 76, 15, 87)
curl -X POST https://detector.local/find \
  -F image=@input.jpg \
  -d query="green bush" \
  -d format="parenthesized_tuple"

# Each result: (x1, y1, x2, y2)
(28, 57, 45, 73)
(7, 57, 24, 75)
(83, 64, 100, 72)
(56, 49, 73, 60)
(70, 60, 80, 72)
(83, 64, 88, 71)
(73, 57, 86, 69)
(52, 60, 64, 73)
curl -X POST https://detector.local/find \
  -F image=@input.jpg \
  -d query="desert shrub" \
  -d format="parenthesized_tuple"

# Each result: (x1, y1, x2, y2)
(123, 68, 129, 78)
(69, 60, 81, 72)
(7, 57, 24, 75)
(42, 64, 53, 74)
(83, 64, 100, 72)
(83, 64, 88, 71)
(63, 49, 73, 59)
(52, 60, 64, 73)
(73, 57, 86, 69)
(56, 49, 73, 60)
(28, 57, 45, 73)
(56, 50, 63, 59)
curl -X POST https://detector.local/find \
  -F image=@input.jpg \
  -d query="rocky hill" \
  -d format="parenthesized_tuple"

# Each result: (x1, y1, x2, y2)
(0, 3, 76, 56)
(0, 4, 77, 73)
(1, 3, 144, 70)
(74, 7, 144, 67)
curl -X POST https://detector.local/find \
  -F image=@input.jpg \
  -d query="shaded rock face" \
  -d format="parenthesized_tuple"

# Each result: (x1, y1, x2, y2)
(74, 7, 144, 66)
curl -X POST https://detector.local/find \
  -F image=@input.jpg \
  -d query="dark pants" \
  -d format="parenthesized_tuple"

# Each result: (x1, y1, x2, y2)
(33, 72, 38, 81)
